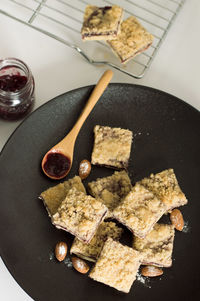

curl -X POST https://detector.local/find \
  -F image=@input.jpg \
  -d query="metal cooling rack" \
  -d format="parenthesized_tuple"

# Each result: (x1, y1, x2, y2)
(0, 0, 185, 78)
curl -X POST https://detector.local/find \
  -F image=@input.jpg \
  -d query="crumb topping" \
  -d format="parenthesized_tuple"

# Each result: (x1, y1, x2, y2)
(113, 183, 167, 238)
(107, 16, 154, 63)
(70, 221, 123, 262)
(52, 188, 108, 242)
(133, 223, 175, 267)
(88, 170, 132, 217)
(82, 5, 123, 38)
(91, 125, 133, 169)
(140, 169, 188, 210)
(89, 237, 142, 293)
(40, 176, 86, 215)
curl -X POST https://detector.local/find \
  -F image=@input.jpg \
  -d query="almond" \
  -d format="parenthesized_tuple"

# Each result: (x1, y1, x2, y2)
(141, 265, 163, 277)
(79, 160, 91, 180)
(55, 242, 67, 262)
(170, 209, 184, 231)
(72, 256, 89, 274)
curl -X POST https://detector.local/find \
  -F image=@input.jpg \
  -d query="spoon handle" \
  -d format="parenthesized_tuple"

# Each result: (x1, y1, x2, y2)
(68, 69, 113, 138)
(41, 69, 113, 180)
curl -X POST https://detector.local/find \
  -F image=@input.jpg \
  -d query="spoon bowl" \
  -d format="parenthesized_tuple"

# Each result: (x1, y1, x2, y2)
(41, 69, 113, 180)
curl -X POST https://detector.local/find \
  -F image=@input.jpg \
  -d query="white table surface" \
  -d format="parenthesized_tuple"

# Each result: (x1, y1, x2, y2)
(0, 0, 199, 300)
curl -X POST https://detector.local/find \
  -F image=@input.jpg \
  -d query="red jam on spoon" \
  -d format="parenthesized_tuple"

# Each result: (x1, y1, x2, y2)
(43, 152, 71, 179)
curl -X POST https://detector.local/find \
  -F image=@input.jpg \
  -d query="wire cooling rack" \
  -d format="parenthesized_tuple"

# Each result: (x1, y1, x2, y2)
(0, 0, 185, 78)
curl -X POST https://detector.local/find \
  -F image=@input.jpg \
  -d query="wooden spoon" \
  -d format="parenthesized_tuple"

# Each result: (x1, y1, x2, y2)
(41, 69, 113, 180)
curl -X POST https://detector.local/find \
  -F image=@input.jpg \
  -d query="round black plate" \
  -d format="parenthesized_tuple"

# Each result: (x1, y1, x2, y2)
(0, 84, 199, 301)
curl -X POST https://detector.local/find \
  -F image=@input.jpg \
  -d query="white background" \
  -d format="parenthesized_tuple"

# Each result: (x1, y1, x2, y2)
(0, 0, 199, 300)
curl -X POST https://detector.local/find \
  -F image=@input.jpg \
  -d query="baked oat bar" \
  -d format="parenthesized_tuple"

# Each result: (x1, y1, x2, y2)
(52, 188, 108, 243)
(88, 170, 132, 218)
(139, 169, 188, 211)
(133, 223, 175, 267)
(39, 176, 86, 216)
(81, 5, 123, 41)
(112, 183, 167, 238)
(70, 221, 123, 262)
(107, 16, 154, 64)
(91, 125, 133, 169)
(89, 237, 142, 293)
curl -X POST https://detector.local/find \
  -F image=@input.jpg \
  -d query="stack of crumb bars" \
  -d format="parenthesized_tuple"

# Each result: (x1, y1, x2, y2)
(39, 125, 188, 294)
(81, 5, 154, 64)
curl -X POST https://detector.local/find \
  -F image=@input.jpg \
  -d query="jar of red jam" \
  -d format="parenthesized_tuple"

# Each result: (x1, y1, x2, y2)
(0, 58, 35, 121)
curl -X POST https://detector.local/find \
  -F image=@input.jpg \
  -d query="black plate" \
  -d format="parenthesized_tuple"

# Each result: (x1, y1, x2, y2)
(0, 84, 200, 301)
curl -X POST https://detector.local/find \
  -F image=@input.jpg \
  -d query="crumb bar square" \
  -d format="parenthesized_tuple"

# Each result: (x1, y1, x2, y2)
(81, 5, 123, 41)
(133, 223, 175, 267)
(91, 125, 133, 169)
(113, 183, 167, 238)
(39, 176, 86, 216)
(70, 221, 123, 262)
(88, 170, 132, 218)
(52, 188, 108, 243)
(107, 16, 154, 64)
(140, 169, 188, 211)
(89, 237, 142, 293)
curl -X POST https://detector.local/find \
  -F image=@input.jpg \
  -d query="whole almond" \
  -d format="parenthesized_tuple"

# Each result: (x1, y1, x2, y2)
(79, 160, 91, 180)
(72, 256, 89, 274)
(170, 209, 184, 231)
(141, 266, 163, 277)
(55, 242, 68, 262)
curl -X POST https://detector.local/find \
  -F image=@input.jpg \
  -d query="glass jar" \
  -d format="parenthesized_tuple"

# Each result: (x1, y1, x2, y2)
(0, 58, 35, 121)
